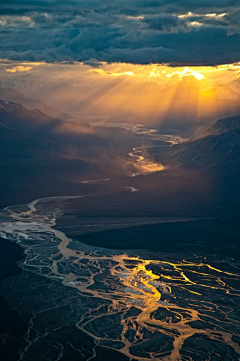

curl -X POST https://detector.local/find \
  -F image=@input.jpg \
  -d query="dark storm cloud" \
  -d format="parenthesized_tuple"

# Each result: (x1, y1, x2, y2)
(0, 0, 240, 65)
(143, 14, 187, 33)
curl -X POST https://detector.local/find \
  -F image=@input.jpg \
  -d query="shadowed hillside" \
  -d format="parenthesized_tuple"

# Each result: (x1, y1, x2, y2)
(0, 100, 145, 207)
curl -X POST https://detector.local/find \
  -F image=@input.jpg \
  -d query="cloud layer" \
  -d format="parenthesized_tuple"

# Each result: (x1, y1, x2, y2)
(0, 0, 240, 65)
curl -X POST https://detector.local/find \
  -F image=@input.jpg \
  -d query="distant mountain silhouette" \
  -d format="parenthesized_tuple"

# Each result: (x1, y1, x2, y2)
(207, 115, 240, 135)
(161, 115, 240, 168)
(0, 87, 69, 120)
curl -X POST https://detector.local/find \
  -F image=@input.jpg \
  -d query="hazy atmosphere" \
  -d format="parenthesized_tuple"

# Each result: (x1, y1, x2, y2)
(0, 1, 240, 361)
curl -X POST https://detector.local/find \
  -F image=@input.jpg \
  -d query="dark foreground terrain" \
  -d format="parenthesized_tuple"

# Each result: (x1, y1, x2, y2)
(0, 239, 27, 361)
(0, 100, 240, 360)
(0, 198, 239, 361)
(77, 218, 240, 260)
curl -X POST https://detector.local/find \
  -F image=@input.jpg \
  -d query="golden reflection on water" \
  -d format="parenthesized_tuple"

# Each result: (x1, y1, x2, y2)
(3, 198, 240, 361)
(129, 147, 166, 177)
(73, 254, 240, 360)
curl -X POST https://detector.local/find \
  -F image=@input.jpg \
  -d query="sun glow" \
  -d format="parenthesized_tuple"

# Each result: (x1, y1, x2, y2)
(2, 59, 240, 127)
(86, 63, 233, 82)
(5, 65, 33, 73)
(83, 62, 240, 125)
(188, 21, 203, 27)
(166, 67, 205, 81)
(88, 68, 135, 77)
(178, 12, 227, 19)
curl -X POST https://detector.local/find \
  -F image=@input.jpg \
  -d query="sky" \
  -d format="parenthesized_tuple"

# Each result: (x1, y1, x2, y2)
(1, 1, 240, 132)
(0, 0, 240, 65)
(1, 59, 240, 133)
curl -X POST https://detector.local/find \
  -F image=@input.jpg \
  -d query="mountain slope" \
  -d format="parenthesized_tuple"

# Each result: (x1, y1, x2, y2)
(0, 99, 140, 207)
(0, 87, 69, 120)
(162, 115, 240, 168)
(207, 115, 240, 135)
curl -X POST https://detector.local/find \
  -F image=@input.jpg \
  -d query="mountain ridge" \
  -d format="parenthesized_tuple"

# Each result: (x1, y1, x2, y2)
(161, 114, 240, 168)
(0, 87, 69, 120)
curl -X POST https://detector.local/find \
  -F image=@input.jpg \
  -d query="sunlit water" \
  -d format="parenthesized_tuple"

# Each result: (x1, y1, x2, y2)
(128, 147, 166, 177)
(127, 127, 187, 177)
(0, 196, 240, 360)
